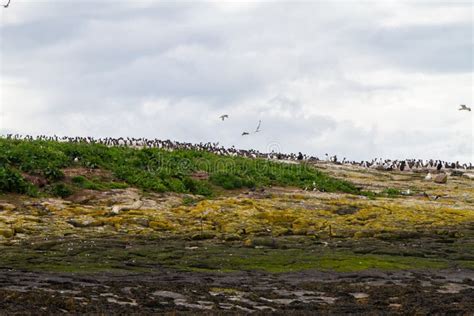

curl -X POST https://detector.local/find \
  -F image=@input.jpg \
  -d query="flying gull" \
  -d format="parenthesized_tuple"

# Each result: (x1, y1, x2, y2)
(241, 132, 250, 136)
(219, 114, 229, 121)
(459, 104, 471, 112)
(3, 0, 11, 8)
(254, 120, 262, 133)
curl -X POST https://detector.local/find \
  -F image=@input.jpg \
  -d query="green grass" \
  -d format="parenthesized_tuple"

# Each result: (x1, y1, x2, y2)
(0, 138, 360, 196)
(49, 183, 74, 198)
(71, 175, 128, 190)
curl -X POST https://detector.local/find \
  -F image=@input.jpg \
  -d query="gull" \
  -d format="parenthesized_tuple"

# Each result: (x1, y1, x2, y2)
(3, 0, 11, 8)
(254, 120, 262, 133)
(459, 104, 471, 111)
(242, 132, 250, 136)
(219, 114, 229, 121)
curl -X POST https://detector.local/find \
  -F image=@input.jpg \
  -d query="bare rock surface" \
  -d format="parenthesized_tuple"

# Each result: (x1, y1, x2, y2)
(0, 268, 472, 314)
(434, 173, 448, 184)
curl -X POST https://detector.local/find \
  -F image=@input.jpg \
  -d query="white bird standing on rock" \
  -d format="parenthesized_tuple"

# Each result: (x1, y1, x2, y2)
(459, 104, 471, 111)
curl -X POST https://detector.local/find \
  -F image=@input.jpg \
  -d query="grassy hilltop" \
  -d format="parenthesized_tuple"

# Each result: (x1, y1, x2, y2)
(0, 138, 358, 197)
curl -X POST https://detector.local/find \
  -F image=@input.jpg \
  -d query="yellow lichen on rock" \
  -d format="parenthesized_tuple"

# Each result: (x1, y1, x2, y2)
(0, 163, 472, 242)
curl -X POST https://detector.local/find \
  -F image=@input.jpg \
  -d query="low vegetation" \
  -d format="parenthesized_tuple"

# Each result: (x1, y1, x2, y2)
(0, 238, 453, 273)
(0, 138, 359, 197)
(1, 137, 472, 277)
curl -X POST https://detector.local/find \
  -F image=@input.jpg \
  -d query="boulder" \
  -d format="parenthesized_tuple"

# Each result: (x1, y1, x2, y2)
(434, 173, 448, 184)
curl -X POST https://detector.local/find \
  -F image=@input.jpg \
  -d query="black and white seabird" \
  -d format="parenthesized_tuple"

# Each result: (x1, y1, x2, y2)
(459, 104, 471, 111)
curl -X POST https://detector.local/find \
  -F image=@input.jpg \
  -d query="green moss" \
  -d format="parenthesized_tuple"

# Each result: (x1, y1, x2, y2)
(458, 261, 474, 270)
(175, 248, 449, 273)
(381, 188, 402, 198)
(0, 238, 454, 274)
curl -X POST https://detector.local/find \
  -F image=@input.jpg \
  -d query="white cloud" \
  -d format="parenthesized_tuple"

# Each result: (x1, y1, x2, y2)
(0, 1, 472, 162)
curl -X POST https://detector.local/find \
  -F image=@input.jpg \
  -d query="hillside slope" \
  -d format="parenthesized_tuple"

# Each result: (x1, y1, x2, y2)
(0, 138, 473, 313)
(0, 138, 358, 197)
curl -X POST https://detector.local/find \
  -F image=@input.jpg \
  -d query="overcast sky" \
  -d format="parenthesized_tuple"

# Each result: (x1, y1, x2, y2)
(0, 0, 472, 162)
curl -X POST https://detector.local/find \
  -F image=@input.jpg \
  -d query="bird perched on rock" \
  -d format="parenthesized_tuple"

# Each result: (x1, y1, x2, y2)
(459, 104, 471, 111)
(219, 114, 229, 121)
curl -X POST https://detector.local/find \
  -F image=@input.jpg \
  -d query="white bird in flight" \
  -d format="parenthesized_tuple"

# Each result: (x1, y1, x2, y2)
(241, 120, 262, 136)
(459, 104, 471, 112)
(255, 120, 262, 133)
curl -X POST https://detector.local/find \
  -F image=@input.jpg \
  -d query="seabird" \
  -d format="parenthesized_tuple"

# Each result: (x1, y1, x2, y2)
(400, 161, 406, 171)
(242, 132, 250, 136)
(3, 0, 10, 8)
(219, 114, 229, 121)
(255, 120, 262, 133)
(459, 104, 471, 111)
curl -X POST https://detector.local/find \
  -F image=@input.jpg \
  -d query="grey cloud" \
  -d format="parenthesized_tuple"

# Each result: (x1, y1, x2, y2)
(363, 23, 473, 73)
(1, 1, 472, 162)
